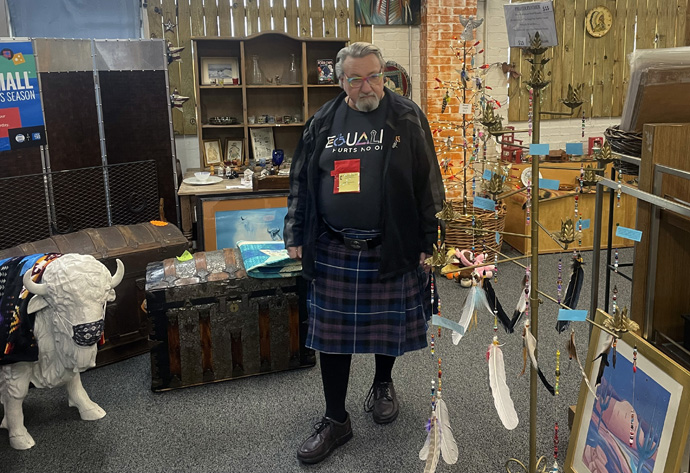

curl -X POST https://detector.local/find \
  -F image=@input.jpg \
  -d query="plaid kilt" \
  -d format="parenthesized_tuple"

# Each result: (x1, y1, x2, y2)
(306, 230, 429, 356)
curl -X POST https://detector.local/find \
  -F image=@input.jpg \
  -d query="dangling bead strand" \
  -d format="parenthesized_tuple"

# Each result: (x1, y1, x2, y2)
(526, 179, 532, 224)
(633, 345, 637, 373)
(552, 422, 559, 473)
(614, 249, 619, 273)
(555, 350, 561, 395)
(430, 333, 435, 356)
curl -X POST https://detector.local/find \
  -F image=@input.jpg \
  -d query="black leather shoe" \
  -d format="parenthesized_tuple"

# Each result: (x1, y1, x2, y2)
(364, 381, 399, 424)
(296, 414, 353, 464)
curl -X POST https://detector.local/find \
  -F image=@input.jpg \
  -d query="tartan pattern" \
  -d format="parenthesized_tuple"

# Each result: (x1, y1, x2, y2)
(306, 231, 428, 356)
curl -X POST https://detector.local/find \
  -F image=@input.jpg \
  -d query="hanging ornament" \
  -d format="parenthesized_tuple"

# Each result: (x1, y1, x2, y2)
(612, 285, 618, 312)
(555, 350, 561, 395)
(553, 422, 559, 467)
(528, 88, 533, 137)
(442, 90, 450, 113)
(614, 249, 619, 273)
(581, 109, 586, 138)
(494, 253, 498, 283)
(577, 216, 583, 246)
(633, 345, 637, 373)
(617, 169, 622, 208)
(526, 179, 532, 224)
(629, 412, 635, 447)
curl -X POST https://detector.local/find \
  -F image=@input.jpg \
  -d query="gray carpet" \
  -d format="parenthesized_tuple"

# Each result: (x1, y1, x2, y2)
(0, 247, 633, 473)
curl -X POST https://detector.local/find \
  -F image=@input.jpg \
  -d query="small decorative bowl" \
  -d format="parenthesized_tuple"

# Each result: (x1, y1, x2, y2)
(194, 171, 211, 182)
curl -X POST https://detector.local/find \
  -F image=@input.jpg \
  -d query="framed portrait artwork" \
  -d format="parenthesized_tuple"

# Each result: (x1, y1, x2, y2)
(383, 61, 411, 98)
(249, 128, 275, 163)
(565, 309, 690, 473)
(225, 139, 243, 166)
(198, 193, 288, 251)
(202, 139, 223, 166)
(201, 57, 240, 85)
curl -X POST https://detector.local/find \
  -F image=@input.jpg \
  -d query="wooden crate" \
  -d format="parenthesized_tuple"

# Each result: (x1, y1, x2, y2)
(145, 248, 315, 391)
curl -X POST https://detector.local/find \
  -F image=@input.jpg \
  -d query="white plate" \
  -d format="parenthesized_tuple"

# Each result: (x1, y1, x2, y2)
(183, 176, 224, 186)
(521, 168, 543, 187)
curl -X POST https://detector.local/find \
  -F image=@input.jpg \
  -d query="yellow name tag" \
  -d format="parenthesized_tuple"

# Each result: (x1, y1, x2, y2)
(338, 172, 360, 193)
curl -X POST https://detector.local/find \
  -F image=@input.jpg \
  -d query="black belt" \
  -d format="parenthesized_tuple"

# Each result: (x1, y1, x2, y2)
(326, 227, 382, 251)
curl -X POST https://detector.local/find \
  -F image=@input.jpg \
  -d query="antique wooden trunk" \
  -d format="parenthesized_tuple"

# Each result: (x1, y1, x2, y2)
(145, 248, 315, 392)
(0, 222, 189, 366)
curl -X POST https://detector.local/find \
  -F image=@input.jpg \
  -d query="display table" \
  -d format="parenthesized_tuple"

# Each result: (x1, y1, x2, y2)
(503, 161, 636, 254)
(177, 169, 254, 243)
(178, 170, 288, 251)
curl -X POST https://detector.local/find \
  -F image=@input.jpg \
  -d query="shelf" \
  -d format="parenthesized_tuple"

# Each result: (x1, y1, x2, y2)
(193, 33, 346, 167)
(246, 84, 303, 89)
(200, 85, 242, 89)
(248, 123, 304, 128)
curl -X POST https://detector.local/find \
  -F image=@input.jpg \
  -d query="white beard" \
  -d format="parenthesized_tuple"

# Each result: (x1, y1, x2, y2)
(355, 93, 380, 112)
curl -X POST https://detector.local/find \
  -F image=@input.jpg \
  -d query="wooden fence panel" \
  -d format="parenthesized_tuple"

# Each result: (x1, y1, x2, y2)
(323, 0, 336, 37)
(190, 0, 205, 36)
(259, 0, 272, 32)
(286, 0, 299, 36)
(273, 0, 287, 33)
(218, 0, 232, 36)
(311, 0, 325, 37)
(205, 0, 219, 36)
(246, 0, 260, 35)
(233, 1, 247, 37)
(177, 0, 197, 135)
(146, 0, 162, 39)
(336, 0, 348, 38)
(298, 0, 311, 37)
(509, 0, 688, 122)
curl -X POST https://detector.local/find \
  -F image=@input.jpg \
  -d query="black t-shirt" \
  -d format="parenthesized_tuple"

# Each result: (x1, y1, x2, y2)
(318, 96, 388, 230)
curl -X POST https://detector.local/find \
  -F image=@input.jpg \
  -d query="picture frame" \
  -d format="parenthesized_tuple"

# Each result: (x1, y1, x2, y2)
(201, 57, 240, 85)
(317, 59, 334, 84)
(249, 128, 275, 163)
(224, 138, 243, 166)
(565, 309, 690, 473)
(198, 193, 288, 251)
(202, 139, 223, 166)
(384, 60, 411, 98)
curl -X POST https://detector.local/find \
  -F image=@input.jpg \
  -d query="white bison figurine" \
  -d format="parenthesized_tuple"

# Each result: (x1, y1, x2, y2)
(0, 253, 124, 450)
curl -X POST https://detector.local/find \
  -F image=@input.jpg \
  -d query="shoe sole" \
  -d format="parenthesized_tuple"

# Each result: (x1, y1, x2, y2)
(373, 409, 399, 425)
(297, 431, 353, 464)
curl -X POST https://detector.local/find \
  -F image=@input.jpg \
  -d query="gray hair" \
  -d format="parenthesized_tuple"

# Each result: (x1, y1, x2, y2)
(334, 42, 386, 83)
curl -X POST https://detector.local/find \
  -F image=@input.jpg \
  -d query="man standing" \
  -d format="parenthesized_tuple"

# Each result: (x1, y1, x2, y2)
(284, 42, 444, 464)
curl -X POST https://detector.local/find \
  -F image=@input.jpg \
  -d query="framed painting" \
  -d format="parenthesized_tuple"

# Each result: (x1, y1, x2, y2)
(201, 57, 240, 85)
(202, 139, 223, 166)
(249, 127, 275, 163)
(354, 0, 421, 25)
(225, 138, 243, 166)
(198, 193, 288, 251)
(383, 61, 411, 98)
(565, 309, 690, 473)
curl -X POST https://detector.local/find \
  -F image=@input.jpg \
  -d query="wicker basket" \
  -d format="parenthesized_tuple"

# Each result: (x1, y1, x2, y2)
(604, 125, 642, 176)
(444, 200, 507, 262)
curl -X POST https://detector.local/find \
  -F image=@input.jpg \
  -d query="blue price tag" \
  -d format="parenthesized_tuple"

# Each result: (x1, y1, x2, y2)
(529, 143, 550, 155)
(565, 142, 584, 155)
(496, 231, 500, 244)
(616, 225, 643, 242)
(580, 219, 590, 230)
(558, 309, 588, 321)
(539, 178, 560, 190)
(482, 169, 493, 180)
(473, 196, 496, 211)
(432, 315, 465, 335)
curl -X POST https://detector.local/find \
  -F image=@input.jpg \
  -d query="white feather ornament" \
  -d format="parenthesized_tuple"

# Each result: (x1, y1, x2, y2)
(452, 277, 495, 344)
(422, 416, 441, 473)
(487, 336, 519, 430)
(436, 396, 459, 464)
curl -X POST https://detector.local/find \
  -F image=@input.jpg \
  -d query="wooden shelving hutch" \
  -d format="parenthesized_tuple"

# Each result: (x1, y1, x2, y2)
(192, 32, 348, 168)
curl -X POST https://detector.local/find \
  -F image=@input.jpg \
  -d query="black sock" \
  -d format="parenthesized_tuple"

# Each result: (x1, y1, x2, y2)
(320, 352, 352, 423)
(373, 354, 396, 384)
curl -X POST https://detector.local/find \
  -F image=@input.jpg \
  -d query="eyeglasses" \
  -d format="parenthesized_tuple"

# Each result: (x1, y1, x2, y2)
(344, 72, 384, 88)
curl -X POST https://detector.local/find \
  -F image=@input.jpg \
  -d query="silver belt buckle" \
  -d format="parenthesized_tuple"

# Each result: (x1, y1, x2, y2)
(343, 236, 367, 250)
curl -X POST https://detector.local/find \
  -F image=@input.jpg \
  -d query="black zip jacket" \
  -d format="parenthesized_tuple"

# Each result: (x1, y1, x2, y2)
(284, 89, 445, 280)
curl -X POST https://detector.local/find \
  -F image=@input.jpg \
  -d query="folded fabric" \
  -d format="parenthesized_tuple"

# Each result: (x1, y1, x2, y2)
(236, 241, 302, 278)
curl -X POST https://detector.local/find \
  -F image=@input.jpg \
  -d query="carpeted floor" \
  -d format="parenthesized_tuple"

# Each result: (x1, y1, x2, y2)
(0, 247, 633, 473)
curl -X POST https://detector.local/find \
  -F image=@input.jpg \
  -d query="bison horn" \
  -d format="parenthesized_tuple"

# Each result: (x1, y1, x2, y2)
(23, 269, 49, 296)
(110, 259, 125, 289)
